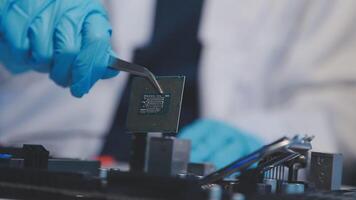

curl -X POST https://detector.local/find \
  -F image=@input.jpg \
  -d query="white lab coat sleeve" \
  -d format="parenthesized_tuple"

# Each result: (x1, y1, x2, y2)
(227, 87, 356, 158)
(200, 44, 356, 158)
(198, 0, 356, 159)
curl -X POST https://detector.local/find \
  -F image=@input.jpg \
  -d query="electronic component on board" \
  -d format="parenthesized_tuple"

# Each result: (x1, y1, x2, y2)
(147, 137, 191, 176)
(310, 152, 343, 191)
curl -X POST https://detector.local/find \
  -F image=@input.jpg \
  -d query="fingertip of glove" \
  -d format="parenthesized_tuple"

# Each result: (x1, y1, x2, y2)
(70, 84, 88, 98)
(50, 74, 67, 88)
(102, 68, 119, 79)
(3, 65, 30, 74)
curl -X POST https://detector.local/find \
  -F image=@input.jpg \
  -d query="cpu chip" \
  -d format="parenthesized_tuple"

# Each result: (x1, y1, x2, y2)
(126, 76, 185, 133)
(139, 94, 171, 115)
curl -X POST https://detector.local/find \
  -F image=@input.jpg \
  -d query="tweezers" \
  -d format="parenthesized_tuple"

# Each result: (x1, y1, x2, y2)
(108, 55, 164, 94)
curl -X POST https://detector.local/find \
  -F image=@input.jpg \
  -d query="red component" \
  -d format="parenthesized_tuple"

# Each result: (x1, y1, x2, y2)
(96, 155, 116, 167)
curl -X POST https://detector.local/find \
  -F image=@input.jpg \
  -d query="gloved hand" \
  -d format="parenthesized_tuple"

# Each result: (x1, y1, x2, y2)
(0, 0, 118, 97)
(178, 119, 263, 169)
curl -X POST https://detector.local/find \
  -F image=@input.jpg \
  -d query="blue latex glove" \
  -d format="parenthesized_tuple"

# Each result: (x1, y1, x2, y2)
(0, 0, 118, 97)
(179, 119, 263, 169)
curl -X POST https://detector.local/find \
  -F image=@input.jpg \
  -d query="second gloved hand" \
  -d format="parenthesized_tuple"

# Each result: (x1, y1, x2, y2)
(178, 119, 263, 169)
(0, 0, 118, 97)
